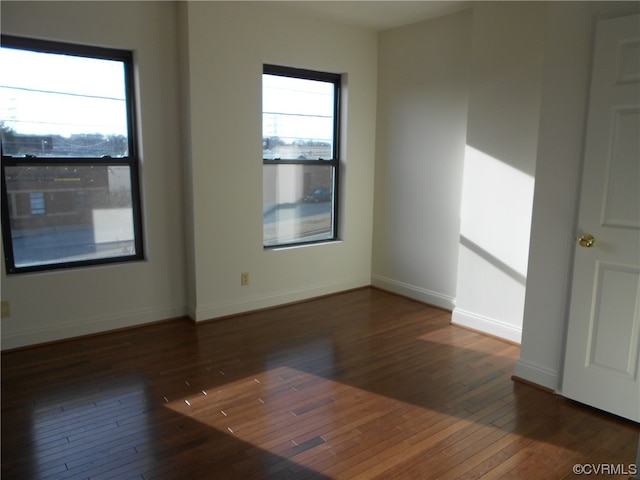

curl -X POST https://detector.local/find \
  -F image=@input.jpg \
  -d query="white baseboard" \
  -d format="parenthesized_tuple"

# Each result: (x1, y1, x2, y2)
(513, 358, 560, 392)
(1, 304, 187, 351)
(371, 274, 455, 310)
(451, 307, 522, 344)
(194, 276, 371, 322)
(2, 277, 370, 350)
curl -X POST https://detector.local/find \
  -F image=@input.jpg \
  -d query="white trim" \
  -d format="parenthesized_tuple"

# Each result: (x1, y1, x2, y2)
(2, 277, 370, 349)
(194, 276, 370, 322)
(1, 304, 187, 351)
(514, 358, 560, 392)
(451, 307, 522, 344)
(371, 274, 455, 310)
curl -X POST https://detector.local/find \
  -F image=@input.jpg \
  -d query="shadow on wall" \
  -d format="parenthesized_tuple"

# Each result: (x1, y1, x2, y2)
(459, 235, 527, 286)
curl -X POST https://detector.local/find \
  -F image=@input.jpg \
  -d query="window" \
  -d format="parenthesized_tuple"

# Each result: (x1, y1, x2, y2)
(30, 192, 46, 216)
(263, 65, 340, 248)
(0, 35, 143, 273)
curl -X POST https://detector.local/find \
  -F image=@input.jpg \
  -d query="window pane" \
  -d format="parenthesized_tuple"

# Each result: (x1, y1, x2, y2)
(30, 192, 46, 215)
(0, 47, 129, 158)
(263, 74, 334, 160)
(4, 165, 137, 268)
(263, 164, 334, 246)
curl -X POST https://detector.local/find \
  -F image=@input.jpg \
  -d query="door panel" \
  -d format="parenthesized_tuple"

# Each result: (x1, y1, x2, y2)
(602, 108, 639, 228)
(588, 263, 639, 377)
(562, 14, 640, 422)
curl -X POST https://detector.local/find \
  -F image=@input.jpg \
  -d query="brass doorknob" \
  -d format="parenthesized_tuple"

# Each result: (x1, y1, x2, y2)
(578, 234, 595, 248)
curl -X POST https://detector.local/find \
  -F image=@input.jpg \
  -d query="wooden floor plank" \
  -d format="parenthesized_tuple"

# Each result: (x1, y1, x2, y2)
(2, 288, 638, 479)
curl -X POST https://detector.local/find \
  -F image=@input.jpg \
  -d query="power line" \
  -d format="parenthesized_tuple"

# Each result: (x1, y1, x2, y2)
(263, 111, 332, 119)
(3, 118, 124, 128)
(0, 85, 124, 102)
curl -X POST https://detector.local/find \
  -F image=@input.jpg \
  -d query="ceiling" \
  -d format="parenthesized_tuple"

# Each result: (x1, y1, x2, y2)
(281, 1, 471, 31)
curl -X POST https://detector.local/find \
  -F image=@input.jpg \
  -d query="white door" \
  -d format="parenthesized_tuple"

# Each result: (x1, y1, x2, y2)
(562, 13, 640, 422)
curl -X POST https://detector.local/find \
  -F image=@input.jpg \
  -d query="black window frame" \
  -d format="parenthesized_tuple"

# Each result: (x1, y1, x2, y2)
(262, 64, 341, 249)
(0, 35, 144, 274)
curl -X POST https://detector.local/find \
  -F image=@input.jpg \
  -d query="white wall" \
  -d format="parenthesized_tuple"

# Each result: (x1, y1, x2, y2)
(372, 0, 640, 392)
(0, 1, 377, 347)
(0, 1, 188, 349)
(451, 2, 547, 343)
(180, 2, 378, 321)
(372, 10, 472, 310)
(371, 4, 550, 343)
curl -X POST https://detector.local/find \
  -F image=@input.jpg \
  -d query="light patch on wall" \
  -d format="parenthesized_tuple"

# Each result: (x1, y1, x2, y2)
(459, 145, 535, 279)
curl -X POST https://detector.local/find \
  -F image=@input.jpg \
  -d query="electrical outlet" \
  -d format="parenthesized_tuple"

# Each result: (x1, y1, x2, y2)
(241, 272, 250, 286)
(1, 301, 11, 318)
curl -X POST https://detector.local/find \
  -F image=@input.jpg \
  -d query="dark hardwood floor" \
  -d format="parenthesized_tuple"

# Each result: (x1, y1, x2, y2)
(2, 288, 638, 479)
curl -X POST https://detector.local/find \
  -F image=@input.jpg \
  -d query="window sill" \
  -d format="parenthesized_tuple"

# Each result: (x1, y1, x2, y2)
(264, 240, 343, 252)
